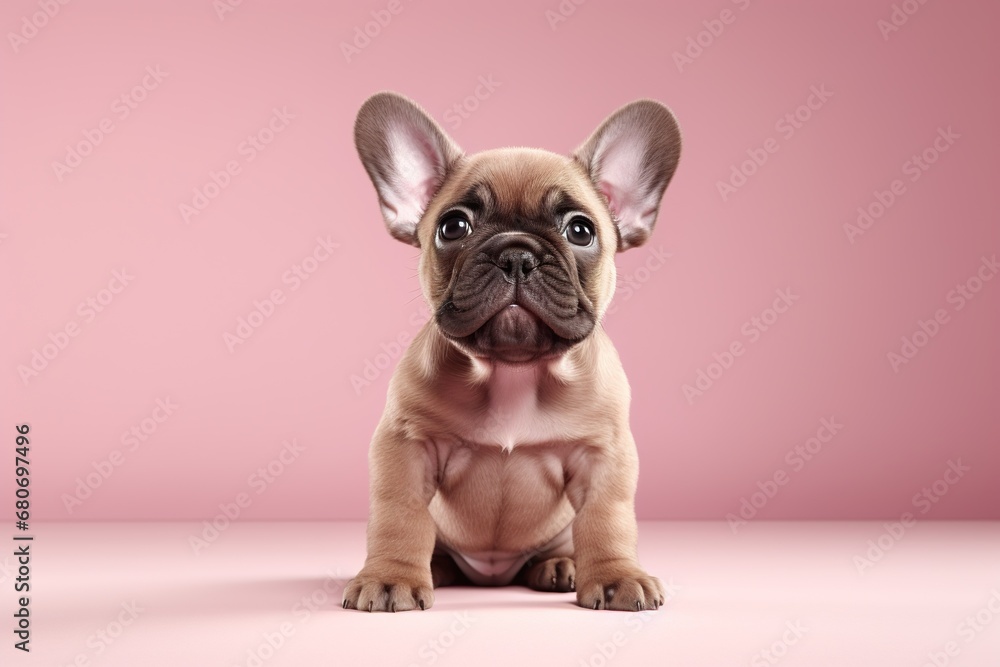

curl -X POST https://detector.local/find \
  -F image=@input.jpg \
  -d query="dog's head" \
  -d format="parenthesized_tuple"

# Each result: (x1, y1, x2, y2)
(355, 92, 681, 365)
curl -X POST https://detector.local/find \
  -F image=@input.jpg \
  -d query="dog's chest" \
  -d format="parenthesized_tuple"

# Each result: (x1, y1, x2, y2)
(474, 365, 561, 449)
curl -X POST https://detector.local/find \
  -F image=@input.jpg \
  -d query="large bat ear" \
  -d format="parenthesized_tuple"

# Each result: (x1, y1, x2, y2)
(574, 100, 681, 251)
(354, 92, 464, 246)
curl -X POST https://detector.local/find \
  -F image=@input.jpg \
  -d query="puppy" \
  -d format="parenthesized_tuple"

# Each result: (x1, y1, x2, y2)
(343, 92, 681, 612)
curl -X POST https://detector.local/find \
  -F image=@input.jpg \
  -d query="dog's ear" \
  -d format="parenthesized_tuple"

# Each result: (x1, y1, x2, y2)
(574, 100, 681, 251)
(354, 92, 463, 246)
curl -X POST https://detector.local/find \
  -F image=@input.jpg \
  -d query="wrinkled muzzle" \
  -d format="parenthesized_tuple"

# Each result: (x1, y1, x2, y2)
(436, 234, 595, 363)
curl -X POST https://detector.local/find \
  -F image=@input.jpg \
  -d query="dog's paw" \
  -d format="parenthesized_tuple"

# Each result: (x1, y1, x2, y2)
(576, 566, 665, 611)
(342, 568, 434, 612)
(522, 557, 576, 592)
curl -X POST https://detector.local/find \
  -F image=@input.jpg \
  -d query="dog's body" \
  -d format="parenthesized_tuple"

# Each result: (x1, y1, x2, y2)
(343, 94, 681, 612)
(381, 315, 631, 589)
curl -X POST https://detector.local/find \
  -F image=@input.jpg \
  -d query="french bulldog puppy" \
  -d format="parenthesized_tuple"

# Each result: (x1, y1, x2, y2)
(343, 92, 681, 612)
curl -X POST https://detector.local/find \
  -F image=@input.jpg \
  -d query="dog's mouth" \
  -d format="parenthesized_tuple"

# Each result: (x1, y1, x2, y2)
(464, 304, 559, 364)
(436, 239, 595, 364)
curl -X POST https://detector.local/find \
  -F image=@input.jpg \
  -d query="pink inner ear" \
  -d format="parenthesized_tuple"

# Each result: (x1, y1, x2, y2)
(383, 124, 445, 228)
(598, 177, 658, 249)
(594, 132, 648, 227)
(598, 182, 622, 221)
(599, 179, 642, 227)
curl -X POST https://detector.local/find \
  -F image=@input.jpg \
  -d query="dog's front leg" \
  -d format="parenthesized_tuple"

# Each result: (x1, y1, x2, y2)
(342, 423, 437, 612)
(569, 434, 665, 611)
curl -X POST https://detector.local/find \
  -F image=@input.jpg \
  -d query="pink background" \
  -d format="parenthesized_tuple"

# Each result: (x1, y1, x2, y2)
(1, 0, 997, 521)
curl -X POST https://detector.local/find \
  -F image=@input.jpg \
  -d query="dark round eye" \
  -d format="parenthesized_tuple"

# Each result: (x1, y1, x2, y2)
(564, 216, 595, 246)
(438, 213, 471, 241)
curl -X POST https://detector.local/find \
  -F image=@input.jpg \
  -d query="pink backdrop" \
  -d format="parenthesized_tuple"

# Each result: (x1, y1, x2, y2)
(1, 0, 997, 521)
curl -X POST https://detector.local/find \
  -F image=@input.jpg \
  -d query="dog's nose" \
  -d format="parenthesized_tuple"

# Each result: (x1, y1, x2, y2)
(497, 247, 540, 282)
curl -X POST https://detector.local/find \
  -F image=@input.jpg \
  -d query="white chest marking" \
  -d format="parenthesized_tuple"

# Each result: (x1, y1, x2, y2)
(479, 365, 560, 450)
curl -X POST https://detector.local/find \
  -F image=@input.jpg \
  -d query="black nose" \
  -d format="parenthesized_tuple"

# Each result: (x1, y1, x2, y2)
(496, 246, 540, 282)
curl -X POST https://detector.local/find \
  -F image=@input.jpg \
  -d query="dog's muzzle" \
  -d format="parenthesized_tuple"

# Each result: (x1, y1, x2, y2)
(436, 234, 595, 363)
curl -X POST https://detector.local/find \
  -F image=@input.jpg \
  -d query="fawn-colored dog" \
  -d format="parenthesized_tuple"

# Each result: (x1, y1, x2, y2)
(343, 92, 681, 612)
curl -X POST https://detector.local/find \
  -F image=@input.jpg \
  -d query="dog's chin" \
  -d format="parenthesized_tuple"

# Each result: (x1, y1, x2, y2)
(444, 305, 578, 365)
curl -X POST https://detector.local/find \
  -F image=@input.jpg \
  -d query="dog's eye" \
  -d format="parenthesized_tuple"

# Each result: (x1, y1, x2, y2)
(564, 216, 595, 247)
(439, 213, 471, 241)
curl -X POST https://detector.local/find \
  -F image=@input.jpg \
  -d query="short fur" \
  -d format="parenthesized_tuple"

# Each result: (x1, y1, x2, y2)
(343, 92, 681, 612)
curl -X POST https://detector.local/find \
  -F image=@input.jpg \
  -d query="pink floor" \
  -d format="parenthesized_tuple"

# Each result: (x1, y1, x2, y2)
(9, 521, 1000, 666)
